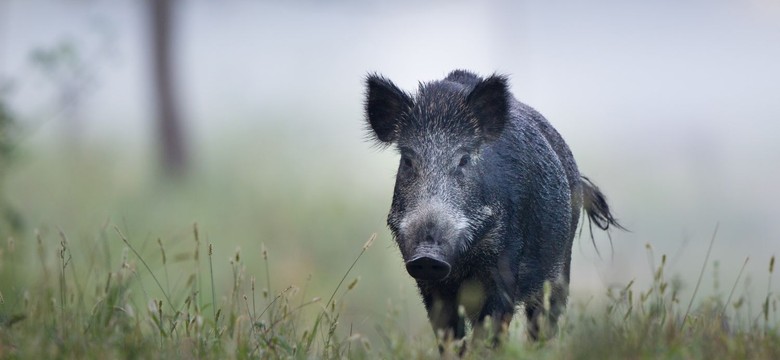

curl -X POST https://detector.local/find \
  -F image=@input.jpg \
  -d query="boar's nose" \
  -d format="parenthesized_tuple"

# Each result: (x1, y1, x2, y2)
(405, 255, 451, 281)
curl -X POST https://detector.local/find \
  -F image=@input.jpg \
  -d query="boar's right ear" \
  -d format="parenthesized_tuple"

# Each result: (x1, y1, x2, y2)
(365, 74, 413, 144)
(466, 75, 510, 141)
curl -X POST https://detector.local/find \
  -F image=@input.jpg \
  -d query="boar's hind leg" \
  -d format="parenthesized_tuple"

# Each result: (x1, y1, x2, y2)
(524, 280, 568, 341)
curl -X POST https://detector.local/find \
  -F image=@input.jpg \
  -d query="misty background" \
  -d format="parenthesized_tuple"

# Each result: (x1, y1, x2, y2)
(1, 0, 778, 336)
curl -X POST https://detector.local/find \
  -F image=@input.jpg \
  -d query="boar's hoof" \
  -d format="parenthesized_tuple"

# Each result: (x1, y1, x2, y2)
(406, 256, 451, 281)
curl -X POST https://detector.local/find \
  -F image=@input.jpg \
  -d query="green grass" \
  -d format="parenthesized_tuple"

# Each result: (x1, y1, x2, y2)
(0, 220, 778, 359)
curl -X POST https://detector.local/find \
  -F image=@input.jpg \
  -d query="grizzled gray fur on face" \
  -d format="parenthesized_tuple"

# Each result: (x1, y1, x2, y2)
(364, 70, 623, 346)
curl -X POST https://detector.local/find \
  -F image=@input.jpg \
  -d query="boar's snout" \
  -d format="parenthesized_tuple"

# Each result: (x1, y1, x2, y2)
(405, 252, 451, 281)
(399, 210, 463, 281)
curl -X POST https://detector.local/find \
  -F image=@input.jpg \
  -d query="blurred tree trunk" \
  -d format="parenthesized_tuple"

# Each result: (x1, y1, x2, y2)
(149, 0, 188, 177)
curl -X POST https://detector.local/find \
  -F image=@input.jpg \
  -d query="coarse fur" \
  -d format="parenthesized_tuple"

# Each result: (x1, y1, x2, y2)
(364, 70, 623, 347)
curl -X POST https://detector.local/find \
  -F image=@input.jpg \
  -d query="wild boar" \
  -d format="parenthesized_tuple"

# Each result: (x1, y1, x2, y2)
(364, 70, 622, 344)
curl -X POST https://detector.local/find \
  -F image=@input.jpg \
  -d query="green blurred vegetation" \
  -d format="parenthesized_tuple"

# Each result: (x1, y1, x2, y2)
(0, 94, 23, 234)
(0, 122, 439, 353)
(1, 124, 419, 313)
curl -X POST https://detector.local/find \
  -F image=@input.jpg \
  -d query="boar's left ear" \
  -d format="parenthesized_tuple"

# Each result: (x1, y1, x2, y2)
(466, 75, 510, 141)
(365, 74, 413, 145)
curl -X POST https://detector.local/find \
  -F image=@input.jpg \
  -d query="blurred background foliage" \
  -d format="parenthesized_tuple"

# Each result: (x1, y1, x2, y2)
(0, 0, 779, 343)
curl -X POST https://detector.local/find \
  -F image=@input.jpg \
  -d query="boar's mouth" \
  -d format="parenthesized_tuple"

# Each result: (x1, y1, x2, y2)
(405, 246, 451, 281)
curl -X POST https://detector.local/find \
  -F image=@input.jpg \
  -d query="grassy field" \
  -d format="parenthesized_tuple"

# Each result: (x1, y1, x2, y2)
(0, 222, 777, 359)
(0, 133, 778, 359)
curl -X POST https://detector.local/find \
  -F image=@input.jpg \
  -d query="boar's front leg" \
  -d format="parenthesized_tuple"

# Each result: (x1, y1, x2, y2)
(472, 292, 515, 346)
(421, 287, 466, 342)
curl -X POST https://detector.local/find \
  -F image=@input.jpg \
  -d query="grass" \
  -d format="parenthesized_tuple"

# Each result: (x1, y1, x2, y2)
(0, 223, 381, 359)
(0, 219, 778, 359)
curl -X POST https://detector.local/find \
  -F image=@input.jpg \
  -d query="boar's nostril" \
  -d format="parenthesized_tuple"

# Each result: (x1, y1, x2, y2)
(425, 234, 434, 243)
(405, 256, 451, 281)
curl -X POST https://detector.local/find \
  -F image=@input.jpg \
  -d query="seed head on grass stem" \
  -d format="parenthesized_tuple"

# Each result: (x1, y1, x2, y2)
(58, 230, 71, 332)
(208, 243, 217, 328)
(722, 257, 749, 319)
(262, 243, 271, 300)
(764, 255, 775, 333)
(681, 222, 718, 331)
(305, 233, 375, 354)
(114, 226, 174, 311)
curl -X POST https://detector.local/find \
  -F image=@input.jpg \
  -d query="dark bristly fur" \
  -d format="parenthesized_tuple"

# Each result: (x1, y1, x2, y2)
(363, 70, 624, 348)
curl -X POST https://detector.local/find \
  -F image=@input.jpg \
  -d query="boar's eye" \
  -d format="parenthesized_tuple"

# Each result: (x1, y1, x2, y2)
(401, 156, 414, 170)
(458, 154, 471, 168)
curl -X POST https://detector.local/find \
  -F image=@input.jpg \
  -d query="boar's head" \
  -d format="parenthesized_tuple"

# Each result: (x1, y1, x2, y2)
(364, 71, 510, 282)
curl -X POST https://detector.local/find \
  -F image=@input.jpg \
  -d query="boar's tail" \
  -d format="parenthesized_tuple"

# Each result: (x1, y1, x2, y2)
(580, 176, 626, 258)
(580, 176, 624, 231)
